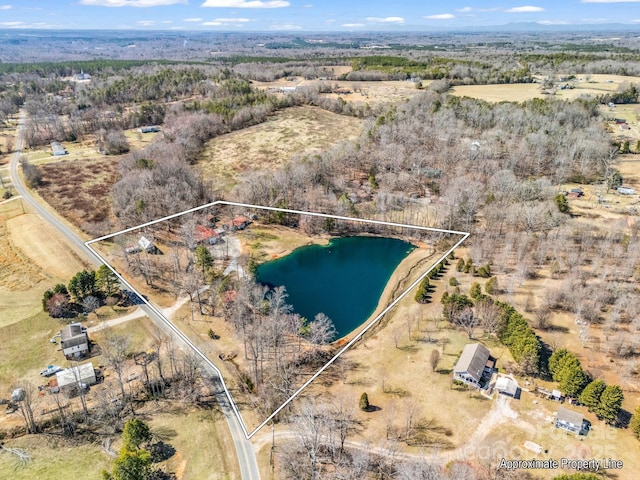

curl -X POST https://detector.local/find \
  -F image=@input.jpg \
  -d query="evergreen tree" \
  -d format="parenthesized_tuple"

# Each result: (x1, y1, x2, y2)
(122, 418, 152, 450)
(579, 379, 606, 412)
(554, 193, 570, 214)
(485, 277, 498, 295)
(469, 282, 482, 300)
(97, 264, 120, 297)
(596, 385, 624, 425)
(68, 269, 97, 301)
(630, 405, 640, 441)
(359, 392, 370, 411)
(194, 245, 214, 282)
(414, 276, 430, 304)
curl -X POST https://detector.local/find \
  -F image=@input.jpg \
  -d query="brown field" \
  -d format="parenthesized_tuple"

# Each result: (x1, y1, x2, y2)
(0, 202, 89, 329)
(451, 75, 640, 103)
(36, 155, 120, 227)
(198, 106, 363, 189)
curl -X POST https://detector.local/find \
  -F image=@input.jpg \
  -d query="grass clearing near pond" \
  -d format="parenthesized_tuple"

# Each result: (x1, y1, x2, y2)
(198, 106, 363, 189)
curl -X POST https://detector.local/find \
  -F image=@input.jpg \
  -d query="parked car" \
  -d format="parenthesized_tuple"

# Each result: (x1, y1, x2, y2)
(40, 365, 63, 377)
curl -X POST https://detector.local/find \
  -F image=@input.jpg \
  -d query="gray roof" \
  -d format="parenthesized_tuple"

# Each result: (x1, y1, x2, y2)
(61, 324, 84, 341)
(495, 376, 518, 395)
(454, 343, 490, 382)
(557, 407, 583, 426)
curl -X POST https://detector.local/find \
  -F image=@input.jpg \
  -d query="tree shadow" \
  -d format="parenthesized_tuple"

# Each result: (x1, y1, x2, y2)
(152, 426, 178, 442)
(398, 344, 419, 354)
(383, 386, 410, 398)
(151, 441, 176, 463)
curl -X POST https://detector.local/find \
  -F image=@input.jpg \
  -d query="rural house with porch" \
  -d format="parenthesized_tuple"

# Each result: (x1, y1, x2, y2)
(453, 343, 496, 389)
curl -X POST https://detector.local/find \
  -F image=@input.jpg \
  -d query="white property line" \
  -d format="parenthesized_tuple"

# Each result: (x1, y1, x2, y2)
(85, 200, 470, 439)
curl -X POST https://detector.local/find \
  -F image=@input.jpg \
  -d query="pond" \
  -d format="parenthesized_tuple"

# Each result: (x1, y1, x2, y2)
(255, 236, 415, 338)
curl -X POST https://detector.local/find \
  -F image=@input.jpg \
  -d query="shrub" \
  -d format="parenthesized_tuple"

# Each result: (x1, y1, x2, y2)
(485, 277, 498, 295)
(359, 392, 370, 411)
(449, 277, 458, 287)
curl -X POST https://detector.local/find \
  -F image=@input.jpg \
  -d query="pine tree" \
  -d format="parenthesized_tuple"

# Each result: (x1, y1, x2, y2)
(579, 380, 606, 412)
(596, 385, 624, 425)
(630, 405, 640, 441)
(359, 392, 370, 411)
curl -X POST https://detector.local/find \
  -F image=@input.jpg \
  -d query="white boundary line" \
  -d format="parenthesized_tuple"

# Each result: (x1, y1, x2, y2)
(85, 200, 470, 439)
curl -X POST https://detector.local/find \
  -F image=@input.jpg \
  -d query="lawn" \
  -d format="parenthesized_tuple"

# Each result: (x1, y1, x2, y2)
(0, 435, 112, 480)
(147, 407, 241, 480)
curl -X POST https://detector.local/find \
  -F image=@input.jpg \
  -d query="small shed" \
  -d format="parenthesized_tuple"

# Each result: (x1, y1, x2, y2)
(51, 141, 68, 156)
(138, 126, 160, 133)
(138, 236, 156, 253)
(495, 376, 518, 397)
(56, 362, 97, 393)
(555, 407, 588, 435)
(617, 186, 635, 195)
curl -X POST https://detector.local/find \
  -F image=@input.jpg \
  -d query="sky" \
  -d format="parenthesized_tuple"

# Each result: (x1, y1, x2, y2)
(1, 0, 640, 31)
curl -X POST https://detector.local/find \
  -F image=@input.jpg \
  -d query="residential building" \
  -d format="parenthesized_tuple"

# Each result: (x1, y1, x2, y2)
(453, 343, 495, 389)
(51, 141, 68, 156)
(55, 362, 97, 396)
(60, 323, 90, 359)
(555, 407, 589, 435)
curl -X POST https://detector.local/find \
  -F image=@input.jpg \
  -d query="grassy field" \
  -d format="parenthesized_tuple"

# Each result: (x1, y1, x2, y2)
(0, 202, 88, 329)
(451, 74, 640, 103)
(147, 407, 241, 480)
(198, 106, 363, 189)
(0, 435, 112, 480)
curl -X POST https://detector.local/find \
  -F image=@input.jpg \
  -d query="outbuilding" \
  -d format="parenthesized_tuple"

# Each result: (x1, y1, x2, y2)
(55, 362, 97, 396)
(495, 376, 518, 397)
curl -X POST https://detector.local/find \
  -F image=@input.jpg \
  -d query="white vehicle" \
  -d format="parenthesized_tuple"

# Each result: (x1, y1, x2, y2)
(40, 365, 63, 377)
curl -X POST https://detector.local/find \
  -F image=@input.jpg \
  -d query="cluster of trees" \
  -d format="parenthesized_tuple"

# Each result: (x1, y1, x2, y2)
(496, 302, 542, 376)
(548, 349, 624, 424)
(414, 258, 449, 303)
(578, 379, 624, 425)
(42, 266, 120, 318)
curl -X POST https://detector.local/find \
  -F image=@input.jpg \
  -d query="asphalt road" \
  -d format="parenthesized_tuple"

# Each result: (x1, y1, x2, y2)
(9, 111, 260, 480)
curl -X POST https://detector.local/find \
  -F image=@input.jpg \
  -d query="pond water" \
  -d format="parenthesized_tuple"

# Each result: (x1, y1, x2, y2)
(255, 236, 415, 338)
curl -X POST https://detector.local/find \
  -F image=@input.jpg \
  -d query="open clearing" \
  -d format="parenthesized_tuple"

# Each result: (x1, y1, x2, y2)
(36, 156, 120, 227)
(0, 203, 88, 329)
(451, 74, 640, 103)
(0, 435, 112, 480)
(199, 106, 363, 187)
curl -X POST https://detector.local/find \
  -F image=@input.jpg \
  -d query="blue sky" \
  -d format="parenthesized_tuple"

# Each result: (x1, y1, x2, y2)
(0, 1, 640, 30)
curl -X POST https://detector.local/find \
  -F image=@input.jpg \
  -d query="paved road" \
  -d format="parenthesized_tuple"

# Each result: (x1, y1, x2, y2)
(9, 110, 260, 480)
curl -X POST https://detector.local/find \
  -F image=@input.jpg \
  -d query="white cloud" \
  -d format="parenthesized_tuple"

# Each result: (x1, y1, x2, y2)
(184, 17, 203, 21)
(506, 5, 545, 12)
(304, 3, 312, 7)
(456, 6, 472, 12)
(366, 16, 404, 24)
(212, 17, 251, 22)
(137, 20, 156, 25)
(80, 0, 187, 6)
(201, 0, 290, 8)
(0, 21, 23, 26)
(270, 23, 302, 29)
(0, 5, 12, 10)
(456, 6, 501, 12)
(203, 17, 252, 25)
(538, 20, 569, 24)
(423, 14, 455, 20)
(342, 23, 364, 27)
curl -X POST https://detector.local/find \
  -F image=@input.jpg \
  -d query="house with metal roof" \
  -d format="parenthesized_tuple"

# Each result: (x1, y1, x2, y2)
(51, 141, 68, 156)
(555, 407, 589, 435)
(453, 343, 495, 389)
